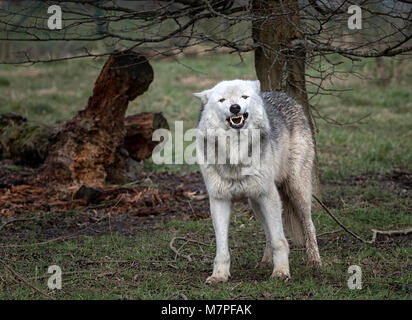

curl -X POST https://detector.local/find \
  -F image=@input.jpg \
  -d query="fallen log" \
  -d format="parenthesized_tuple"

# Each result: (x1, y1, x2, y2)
(0, 111, 168, 171)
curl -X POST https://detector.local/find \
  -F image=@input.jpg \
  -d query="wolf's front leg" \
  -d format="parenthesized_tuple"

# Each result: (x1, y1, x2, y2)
(206, 197, 231, 284)
(254, 189, 290, 279)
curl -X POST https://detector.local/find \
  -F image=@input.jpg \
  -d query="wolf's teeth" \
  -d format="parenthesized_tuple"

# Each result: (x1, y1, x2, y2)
(230, 115, 244, 126)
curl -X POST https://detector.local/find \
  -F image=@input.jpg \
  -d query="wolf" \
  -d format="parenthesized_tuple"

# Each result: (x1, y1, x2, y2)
(193, 79, 321, 284)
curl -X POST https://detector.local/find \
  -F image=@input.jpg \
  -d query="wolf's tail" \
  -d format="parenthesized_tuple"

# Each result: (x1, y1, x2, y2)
(279, 186, 306, 246)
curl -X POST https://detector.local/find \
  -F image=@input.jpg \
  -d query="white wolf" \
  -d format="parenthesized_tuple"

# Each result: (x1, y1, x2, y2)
(193, 79, 321, 284)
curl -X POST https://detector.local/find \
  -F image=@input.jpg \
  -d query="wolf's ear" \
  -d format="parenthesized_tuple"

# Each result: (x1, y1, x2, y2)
(253, 80, 261, 92)
(193, 89, 211, 105)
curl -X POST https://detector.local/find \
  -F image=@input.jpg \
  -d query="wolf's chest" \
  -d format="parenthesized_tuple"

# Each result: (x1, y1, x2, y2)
(202, 164, 273, 199)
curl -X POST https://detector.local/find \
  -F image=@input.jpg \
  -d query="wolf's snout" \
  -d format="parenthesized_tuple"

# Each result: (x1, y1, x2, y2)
(227, 103, 247, 129)
(229, 104, 241, 114)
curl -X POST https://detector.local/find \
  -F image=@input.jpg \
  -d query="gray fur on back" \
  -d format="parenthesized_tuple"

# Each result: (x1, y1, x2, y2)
(262, 91, 310, 135)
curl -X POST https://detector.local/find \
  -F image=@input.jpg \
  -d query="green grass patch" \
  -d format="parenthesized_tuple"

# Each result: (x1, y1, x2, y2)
(0, 200, 410, 300)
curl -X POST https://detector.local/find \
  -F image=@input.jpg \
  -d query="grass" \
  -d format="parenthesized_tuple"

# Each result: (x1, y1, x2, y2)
(0, 53, 411, 300)
(0, 201, 410, 300)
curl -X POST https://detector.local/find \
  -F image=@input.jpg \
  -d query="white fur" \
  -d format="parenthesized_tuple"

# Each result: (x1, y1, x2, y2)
(195, 80, 291, 284)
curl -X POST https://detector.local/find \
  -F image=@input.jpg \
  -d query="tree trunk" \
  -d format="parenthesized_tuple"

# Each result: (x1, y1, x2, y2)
(37, 51, 154, 187)
(252, 0, 322, 203)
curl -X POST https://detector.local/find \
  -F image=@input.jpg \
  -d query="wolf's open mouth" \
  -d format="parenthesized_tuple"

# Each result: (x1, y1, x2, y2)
(227, 113, 249, 129)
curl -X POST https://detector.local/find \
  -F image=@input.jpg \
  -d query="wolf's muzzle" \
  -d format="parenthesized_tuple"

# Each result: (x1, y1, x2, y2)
(227, 112, 249, 129)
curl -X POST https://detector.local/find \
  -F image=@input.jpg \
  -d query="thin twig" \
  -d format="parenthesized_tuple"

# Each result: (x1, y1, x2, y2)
(313, 195, 412, 244)
(313, 195, 370, 244)
(0, 215, 108, 248)
(169, 237, 193, 262)
(317, 229, 343, 237)
(0, 260, 55, 300)
(370, 228, 412, 243)
(169, 236, 211, 262)
(0, 218, 37, 231)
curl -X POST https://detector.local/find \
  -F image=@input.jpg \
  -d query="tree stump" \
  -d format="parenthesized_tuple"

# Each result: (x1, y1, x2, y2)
(38, 51, 154, 187)
(124, 112, 169, 161)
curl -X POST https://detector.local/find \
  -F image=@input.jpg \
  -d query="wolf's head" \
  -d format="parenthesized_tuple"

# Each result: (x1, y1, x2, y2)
(193, 80, 263, 130)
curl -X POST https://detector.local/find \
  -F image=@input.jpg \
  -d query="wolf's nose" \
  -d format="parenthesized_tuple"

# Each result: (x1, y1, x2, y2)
(230, 104, 241, 114)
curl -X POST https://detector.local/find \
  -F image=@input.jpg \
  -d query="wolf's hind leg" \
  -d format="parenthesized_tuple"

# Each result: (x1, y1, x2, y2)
(250, 189, 290, 279)
(206, 197, 232, 284)
(248, 198, 273, 269)
(287, 178, 322, 268)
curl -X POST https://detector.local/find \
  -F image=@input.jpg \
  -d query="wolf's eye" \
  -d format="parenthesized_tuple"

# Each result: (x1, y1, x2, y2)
(241, 95, 249, 99)
(219, 98, 225, 103)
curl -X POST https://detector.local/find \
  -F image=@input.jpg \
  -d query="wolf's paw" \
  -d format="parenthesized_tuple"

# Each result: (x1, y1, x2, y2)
(255, 260, 273, 269)
(270, 267, 290, 280)
(307, 258, 322, 269)
(205, 274, 229, 285)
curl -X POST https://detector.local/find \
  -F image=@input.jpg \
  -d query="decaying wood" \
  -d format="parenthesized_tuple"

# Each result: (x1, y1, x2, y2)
(37, 51, 154, 187)
(124, 112, 169, 161)
(0, 112, 168, 178)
